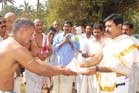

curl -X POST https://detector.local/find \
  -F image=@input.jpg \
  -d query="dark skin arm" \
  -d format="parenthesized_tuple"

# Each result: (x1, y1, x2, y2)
(14, 46, 77, 76)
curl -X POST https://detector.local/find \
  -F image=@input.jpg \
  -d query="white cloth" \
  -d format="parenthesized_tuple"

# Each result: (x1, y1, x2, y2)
(128, 62, 139, 93)
(25, 33, 50, 93)
(114, 76, 128, 93)
(0, 36, 3, 42)
(98, 35, 139, 93)
(77, 33, 94, 62)
(53, 75, 75, 93)
(14, 77, 21, 93)
(25, 69, 50, 93)
(80, 75, 97, 93)
(52, 57, 83, 93)
(128, 36, 139, 93)
(77, 36, 101, 93)
(102, 35, 139, 75)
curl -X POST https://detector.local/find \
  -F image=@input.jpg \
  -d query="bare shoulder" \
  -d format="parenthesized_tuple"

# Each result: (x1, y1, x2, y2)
(12, 43, 34, 67)
(1, 37, 34, 67)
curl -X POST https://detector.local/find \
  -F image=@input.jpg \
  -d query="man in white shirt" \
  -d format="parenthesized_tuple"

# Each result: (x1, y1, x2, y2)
(80, 14, 139, 93)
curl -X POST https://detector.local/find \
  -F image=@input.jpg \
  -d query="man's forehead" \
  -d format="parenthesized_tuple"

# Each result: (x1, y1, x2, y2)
(34, 19, 42, 24)
(105, 20, 114, 25)
(34, 22, 42, 26)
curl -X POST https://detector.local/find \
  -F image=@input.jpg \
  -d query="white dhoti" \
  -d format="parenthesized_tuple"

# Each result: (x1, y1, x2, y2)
(128, 62, 139, 93)
(79, 75, 97, 93)
(100, 35, 139, 93)
(53, 75, 75, 93)
(25, 70, 50, 93)
(114, 76, 128, 93)
(98, 73, 116, 93)
(14, 77, 21, 93)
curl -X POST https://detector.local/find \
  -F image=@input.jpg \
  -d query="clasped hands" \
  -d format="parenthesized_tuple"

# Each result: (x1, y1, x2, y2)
(59, 64, 97, 76)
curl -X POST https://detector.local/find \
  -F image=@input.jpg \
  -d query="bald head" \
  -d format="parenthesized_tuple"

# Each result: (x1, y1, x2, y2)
(4, 12, 16, 32)
(33, 19, 43, 33)
(4, 12, 16, 23)
(34, 19, 42, 23)
(53, 20, 61, 31)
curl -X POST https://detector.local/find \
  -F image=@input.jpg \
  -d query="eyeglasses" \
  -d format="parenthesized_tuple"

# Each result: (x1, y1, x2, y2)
(0, 20, 6, 25)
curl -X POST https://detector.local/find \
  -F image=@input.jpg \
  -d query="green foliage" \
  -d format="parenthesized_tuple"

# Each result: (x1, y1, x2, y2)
(0, 0, 139, 33)
(46, 0, 100, 26)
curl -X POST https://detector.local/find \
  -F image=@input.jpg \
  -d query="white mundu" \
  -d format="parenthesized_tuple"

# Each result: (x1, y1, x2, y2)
(98, 35, 139, 93)
(25, 33, 50, 93)
(25, 58, 50, 93)
(128, 36, 139, 93)
(78, 39, 101, 93)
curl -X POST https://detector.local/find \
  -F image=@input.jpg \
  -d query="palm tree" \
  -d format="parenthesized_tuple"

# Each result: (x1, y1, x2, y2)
(0, 0, 15, 5)
(36, 0, 40, 16)
(0, 0, 15, 14)
(19, 1, 34, 18)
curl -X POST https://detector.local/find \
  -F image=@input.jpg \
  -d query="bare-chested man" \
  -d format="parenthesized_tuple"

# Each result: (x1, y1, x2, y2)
(25, 19, 52, 93)
(0, 18, 76, 93)
(4, 12, 16, 32)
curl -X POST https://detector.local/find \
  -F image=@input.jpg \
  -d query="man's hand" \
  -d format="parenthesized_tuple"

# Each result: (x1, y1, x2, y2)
(80, 67, 96, 75)
(60, 66, 77, 76)
(79, 62, 88, 68)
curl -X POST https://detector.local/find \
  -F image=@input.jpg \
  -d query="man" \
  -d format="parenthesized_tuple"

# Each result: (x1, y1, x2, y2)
(122, 21, 139, 45)
(4, 12, 21, 93)
(0, 18, 76, 93)
(4, 12, 16, 38)
(122, 21, 133, 36)
(80, 14, 139, 93)
(122, 21, 139, 93)
(25, 19, 52, 93)
(52, 20, 80, 93)
(0, 15, 6, 40)
(52, 20, 62, 34)
(76, 24, 95, 93)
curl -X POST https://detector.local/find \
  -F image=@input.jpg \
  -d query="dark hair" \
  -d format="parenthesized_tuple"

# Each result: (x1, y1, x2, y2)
(12, 18, 34, 33)
(86, 23, 93, 27)
(93, 22, 104, 31)
(104, 14, 123, 25)
(64, 20, 73, 27)
(123, 21, 133, 29)
(48, 26, 56, 33)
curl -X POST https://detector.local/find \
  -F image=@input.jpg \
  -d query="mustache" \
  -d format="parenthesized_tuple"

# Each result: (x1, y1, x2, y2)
(105, 30, 110, 34)
(123, 32, 127, 34)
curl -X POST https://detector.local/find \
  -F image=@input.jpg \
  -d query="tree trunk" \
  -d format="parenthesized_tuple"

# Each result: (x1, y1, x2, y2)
(36, 0, 40, 17)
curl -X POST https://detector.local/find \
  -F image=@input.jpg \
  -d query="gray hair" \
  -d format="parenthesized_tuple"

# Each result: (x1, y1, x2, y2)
(12, 18, 34, 33)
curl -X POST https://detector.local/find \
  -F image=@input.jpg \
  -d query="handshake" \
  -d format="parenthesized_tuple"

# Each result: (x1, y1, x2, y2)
(60, 66, 97, 76)
(59, 59, 97, 76)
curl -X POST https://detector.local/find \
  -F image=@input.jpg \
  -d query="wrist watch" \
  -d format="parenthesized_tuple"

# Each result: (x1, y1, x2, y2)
(96, 65, 99, 71)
